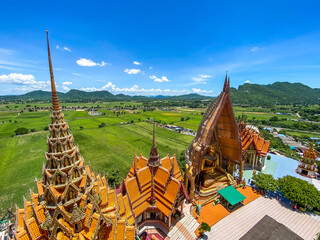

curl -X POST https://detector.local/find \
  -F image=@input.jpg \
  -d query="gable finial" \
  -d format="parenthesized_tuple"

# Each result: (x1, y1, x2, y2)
(46, 29, 60, 111)
(223, 71, 228, 91)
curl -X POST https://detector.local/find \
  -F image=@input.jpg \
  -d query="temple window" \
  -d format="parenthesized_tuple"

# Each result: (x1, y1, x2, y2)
(137, 215, 143, 224)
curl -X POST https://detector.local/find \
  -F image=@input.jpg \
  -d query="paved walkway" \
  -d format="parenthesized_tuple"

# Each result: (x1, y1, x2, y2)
(167, 215, 199, 240)
(209, 196, 320, 240)
(193, 187, 261, 228)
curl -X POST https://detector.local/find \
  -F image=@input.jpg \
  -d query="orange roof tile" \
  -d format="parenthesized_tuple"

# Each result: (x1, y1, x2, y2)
(26, 217, 41, 240)
(36, 181, 44, 195)
(24, 200, 32, 220)
(125, 226, 135, 240)
(100, 186, 108, 206)
(30, 192, 39, 206)
(50, 185, 62, 198)
(34, 204, 45, 224)
(83, 203, 93, 228)
(16, 208, 25, 233)
(79, 173, 86, 188)
(115, 220, 125, 240)
(16, 230, 31, 240)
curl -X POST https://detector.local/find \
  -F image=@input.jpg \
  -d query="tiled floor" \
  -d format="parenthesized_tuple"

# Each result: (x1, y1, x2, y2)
(209, 196, 320, 240)
(168, 215, 199, 240)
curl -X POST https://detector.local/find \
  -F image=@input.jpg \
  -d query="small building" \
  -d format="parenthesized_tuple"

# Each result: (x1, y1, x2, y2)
(218, 186, 246, 211)
(239, 118, 270, 172)
(296, 144, 318, 178)
(124, 126, 188, 230)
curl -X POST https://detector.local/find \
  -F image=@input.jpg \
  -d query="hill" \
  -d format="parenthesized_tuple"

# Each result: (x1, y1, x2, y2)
(0, 82, 319, 105)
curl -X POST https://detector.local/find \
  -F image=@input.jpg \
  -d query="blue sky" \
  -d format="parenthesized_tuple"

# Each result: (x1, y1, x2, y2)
(0, 0, 320, 96)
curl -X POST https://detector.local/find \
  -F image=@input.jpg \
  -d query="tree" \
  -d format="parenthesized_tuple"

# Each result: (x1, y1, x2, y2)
(181, 117, 185, 121)
(98, 122, 106, 128)
(14, 127, 29, 135)
(269, 116, 279, 122)
(177, 151, 186, 173)
(252, 173, 277, 192)
(44, 126, 49, 131)
(278, 176, 320, 209)
(105, 167, 122, 188)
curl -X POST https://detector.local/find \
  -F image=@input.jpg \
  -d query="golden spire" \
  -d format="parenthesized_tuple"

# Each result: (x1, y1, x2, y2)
(153, 119, 156, 146)
(46, 29, 60, 111)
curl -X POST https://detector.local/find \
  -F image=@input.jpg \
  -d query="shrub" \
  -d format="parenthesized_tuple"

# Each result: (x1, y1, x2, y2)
(267, 155, 271, 160)
(278, 176, 320, 209)
(252, 173, 277, 192)
(105, 167, 122, 188)
(14, 127, 29, 135)
(199, 222, 211, 236)
(30, 128, 36, 132)
(44, 126, 49, 131)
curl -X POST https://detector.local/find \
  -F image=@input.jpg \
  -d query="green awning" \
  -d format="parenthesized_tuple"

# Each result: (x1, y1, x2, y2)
(218, 186, 246, 206)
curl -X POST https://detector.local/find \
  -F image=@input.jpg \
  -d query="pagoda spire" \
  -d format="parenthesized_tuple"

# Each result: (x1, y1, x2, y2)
(147, 120, 160, 170)
(46, 29, 60, 112)
(152, 119, 156, 146)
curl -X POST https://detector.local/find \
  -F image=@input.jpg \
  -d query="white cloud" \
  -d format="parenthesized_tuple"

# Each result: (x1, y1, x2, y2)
(191, 74, 212, 84)
(133, 61, 142, 65)
(62, 85, 70, 91)
(0, 48, 14, 55)
(245, 80, 250, 83)
(124, 68, 141, 74)
(56, 45, 71, 52)
(0, 73, 51, 91)
(149, 66, 153, 70)
(199, 74, 212, 78)
(192, 88, 213, 94)
(149, 75, 170, 83)
(62, 81, 72, 85)
(76, 58, 107, 67)
(0, 73, 36, 84)
(79, 81, 213, 96)
(72, 73, 84, 76)
(250, 46, 259, 52)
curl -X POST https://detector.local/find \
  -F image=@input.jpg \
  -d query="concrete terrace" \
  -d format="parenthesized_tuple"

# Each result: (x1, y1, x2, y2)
(209, 196, 320, 240)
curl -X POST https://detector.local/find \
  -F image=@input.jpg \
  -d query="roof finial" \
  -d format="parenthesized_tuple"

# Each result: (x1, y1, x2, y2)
(223, 71, 228, 91)
(46, 29, 60, 111)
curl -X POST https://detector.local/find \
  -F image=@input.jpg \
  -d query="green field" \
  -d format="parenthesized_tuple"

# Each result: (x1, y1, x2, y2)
(1, 101, 319, 215)
(0, 108, 195, 215)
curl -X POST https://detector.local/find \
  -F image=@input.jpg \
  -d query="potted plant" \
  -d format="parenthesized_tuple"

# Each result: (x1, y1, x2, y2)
(198, 222, 211, 238)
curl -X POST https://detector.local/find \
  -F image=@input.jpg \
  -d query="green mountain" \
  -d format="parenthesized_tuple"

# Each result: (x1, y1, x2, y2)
(0, 82, 319, 106)
(230, 82, 320, 106)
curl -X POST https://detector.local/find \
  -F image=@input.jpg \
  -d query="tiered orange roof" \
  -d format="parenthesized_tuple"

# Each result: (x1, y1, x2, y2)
(14, 30, 135, 240)
(240, 128, 270, 157)
(125, 140, 186, 219)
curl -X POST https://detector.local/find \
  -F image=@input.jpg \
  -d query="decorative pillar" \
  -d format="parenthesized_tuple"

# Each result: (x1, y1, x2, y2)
(239, 161, 244, 181)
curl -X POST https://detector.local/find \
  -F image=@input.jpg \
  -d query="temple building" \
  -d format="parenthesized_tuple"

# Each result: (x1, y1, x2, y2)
(124, 123, 188, 230)
(239, 117, 270, 172)
(14, 30, 135, 240)
(184, 76, 270, 201)
(296, 144, 318, 178)
(185, 75, 239, 201)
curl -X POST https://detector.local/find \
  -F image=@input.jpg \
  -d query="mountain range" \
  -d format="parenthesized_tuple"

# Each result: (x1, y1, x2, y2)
(1, 82, 320, 106)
